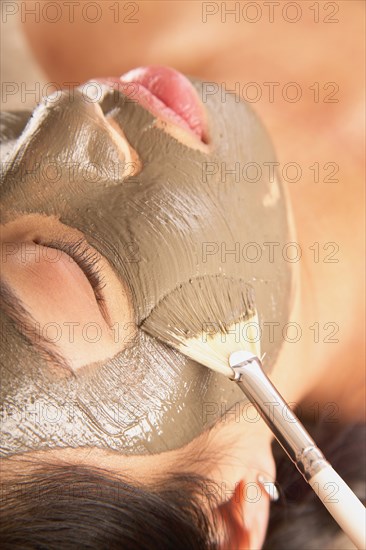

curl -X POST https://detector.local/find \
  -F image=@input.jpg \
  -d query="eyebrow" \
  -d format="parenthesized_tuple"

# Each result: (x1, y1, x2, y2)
(0, 279, 71, 372)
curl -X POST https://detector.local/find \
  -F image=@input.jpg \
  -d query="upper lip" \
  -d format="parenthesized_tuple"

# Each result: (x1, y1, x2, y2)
(97, 66, 208, 143)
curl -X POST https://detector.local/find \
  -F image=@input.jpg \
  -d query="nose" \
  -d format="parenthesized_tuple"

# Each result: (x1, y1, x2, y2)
(1, 89, 140, 214)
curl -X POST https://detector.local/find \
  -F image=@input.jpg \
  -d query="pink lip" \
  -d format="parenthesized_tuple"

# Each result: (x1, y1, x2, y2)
(97, 66, 208, 142)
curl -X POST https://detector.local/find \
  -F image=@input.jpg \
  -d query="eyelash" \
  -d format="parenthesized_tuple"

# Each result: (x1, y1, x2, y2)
(36, 238, 107, 312)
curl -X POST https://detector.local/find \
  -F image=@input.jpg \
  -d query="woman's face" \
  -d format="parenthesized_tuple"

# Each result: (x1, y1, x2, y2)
(0, 66, 292, 456)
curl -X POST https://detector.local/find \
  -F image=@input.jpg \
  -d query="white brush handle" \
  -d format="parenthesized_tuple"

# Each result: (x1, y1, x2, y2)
(230, 354, 366, 548)
(309, 465, 366, 549)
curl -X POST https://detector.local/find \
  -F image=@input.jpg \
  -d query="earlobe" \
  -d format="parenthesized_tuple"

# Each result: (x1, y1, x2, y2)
(216, 480, 250, 550)
(216, 478, 271, 550)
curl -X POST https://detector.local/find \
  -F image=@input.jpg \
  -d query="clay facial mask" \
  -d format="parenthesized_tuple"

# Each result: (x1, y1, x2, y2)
(0, 67, 293, 456)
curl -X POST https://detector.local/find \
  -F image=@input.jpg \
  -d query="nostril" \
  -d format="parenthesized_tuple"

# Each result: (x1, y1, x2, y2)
(103, 115, 142, 179)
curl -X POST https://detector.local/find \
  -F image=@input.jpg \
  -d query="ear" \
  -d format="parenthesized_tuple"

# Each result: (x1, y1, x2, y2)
(216, 479, 271, 550)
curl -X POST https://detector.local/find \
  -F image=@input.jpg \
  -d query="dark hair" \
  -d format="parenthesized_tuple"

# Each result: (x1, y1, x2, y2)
(1, 422, 365, 549)
(0, 463, 219, 550)
(264, 422, 366, 550)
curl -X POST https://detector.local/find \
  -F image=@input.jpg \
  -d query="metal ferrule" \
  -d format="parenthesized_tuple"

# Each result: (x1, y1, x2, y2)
(229, 351, 329, 481)
(296, 446, 329, 480)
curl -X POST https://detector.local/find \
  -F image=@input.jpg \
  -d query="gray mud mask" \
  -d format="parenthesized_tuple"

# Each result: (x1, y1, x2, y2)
(0, 79, 293, 456)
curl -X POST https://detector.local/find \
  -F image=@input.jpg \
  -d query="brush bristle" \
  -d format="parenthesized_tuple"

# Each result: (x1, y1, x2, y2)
(141, 275, 260, 377)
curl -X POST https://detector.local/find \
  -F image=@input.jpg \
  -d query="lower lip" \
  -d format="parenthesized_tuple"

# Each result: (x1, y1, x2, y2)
(97, 66, 208, 143)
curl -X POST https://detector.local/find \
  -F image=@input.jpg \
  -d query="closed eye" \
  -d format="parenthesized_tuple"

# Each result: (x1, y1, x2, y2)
(0, 216, 136, 372)
(34, 238, 110, 326)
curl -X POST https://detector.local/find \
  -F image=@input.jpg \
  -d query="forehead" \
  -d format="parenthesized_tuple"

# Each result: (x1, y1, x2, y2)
(0, 80, 293, 456)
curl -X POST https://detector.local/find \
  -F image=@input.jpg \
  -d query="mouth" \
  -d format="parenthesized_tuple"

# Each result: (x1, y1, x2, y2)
(97, 66, 208, 143)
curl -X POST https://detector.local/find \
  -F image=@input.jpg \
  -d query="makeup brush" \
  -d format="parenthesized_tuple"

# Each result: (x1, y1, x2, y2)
(142, 275, 366, 550)
(143, 275, 260, 377)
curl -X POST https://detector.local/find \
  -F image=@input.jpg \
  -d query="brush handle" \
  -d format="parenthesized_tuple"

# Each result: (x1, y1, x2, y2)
(309, 465, 366, 550)
(232, 357, 320, 470)
(230, 353, 366, 548)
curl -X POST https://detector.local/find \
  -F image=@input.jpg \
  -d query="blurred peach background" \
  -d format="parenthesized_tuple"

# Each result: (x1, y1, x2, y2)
(20, 1, 364, 169)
